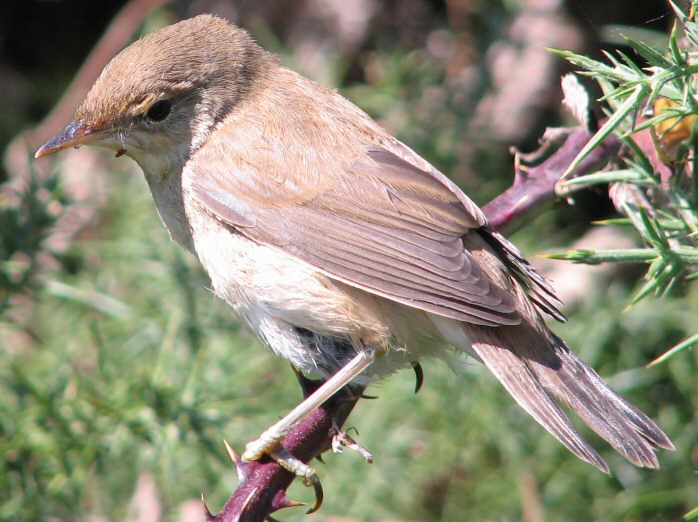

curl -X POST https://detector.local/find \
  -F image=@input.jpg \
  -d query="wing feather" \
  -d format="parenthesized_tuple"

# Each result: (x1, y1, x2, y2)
(188, 142, 523, 326)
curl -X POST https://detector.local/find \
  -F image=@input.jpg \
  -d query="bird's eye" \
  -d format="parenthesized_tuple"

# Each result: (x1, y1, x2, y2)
(145, 99, 171, 122)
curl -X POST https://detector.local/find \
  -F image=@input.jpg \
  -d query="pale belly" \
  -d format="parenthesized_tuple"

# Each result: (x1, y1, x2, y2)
(192, 220, 383, 335)
(187, 216, 456, 379)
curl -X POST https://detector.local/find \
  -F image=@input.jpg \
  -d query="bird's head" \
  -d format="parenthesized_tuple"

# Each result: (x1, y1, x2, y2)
(35, 15, 274, 177)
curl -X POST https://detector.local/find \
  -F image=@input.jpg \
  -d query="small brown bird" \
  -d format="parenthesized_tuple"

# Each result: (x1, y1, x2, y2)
(36, 15, 672, 479)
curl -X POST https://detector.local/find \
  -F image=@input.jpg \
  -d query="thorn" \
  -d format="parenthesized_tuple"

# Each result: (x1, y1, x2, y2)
(267, 488, 309, 521)
(291, 364, 324, 399)
(411, 361, 424, 393)
(224, 438, 250, 481)
(223, 438, 239, 464)
(315, 454, 325, 464)
(281, 499, 306, 509)
(240, 487, 259, 521)
(201, 493, 213, 520)
(304, 474, 324, 514)
(360, 393, 378, 399)
(271, 489, 307, 512)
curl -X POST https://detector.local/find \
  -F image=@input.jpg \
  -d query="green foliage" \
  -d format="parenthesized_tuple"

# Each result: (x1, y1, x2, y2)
(551, 2, 698, 367)
(1, 7, 696, 522)
(0, 166, 64, 314)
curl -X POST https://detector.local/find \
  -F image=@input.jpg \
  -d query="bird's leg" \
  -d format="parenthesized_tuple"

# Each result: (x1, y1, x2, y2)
(293, 367, 374, 467)
(331, 424, 374, 463)
(242, 346, 380, 480)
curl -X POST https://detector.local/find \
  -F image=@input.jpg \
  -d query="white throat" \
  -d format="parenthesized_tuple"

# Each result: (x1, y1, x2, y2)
(129, 147, 195, 253)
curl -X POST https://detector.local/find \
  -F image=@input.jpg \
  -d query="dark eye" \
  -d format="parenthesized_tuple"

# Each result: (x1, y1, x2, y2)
(146, 99, 171, 122)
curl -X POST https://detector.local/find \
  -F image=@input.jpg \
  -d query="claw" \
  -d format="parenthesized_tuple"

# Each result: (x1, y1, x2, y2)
(411, 361, 424, 393)
(304, 474, 324, 514)
(266, 447, 323, 513)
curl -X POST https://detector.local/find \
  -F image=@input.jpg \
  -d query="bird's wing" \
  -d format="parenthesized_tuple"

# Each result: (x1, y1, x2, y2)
(187, 141, 524, 326)
(381, 138, 565, 322)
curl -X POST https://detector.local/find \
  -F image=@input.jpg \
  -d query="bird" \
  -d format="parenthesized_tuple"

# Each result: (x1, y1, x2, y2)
(35, 14, 673, 482)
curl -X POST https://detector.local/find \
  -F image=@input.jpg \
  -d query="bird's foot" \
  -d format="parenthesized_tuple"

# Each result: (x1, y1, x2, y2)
(242, 347, 379, 465)
(241, 437, 324, 513)
(240, 348, 380, 513)
(242, 431, 317, 482)
(331, 425, 374, 463)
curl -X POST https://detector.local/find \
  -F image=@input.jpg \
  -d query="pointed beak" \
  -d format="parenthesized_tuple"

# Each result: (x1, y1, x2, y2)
(34, 121, 111, 159)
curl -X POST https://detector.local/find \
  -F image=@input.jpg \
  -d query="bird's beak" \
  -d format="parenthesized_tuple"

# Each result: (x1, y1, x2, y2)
(35, 121, 111, 159)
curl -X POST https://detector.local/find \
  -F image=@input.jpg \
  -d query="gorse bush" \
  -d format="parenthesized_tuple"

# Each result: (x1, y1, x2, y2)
(552, 1, 698, 370)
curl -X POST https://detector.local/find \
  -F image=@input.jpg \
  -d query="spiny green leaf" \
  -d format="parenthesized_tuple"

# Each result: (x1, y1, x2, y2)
(629, 263, 667, 304)
(542, 248, 658, 264)
(627, 109, 690, 135)
(670, 21, 685, 65)
(681, 505, 698, 521)
(668, 0, 688, 22)
(591, 218, 634, 226)
(562, 84, 648, 179)
(625, 36, 672, 68)
(616, 49, 645, 75)
(560, 169, 657, 189)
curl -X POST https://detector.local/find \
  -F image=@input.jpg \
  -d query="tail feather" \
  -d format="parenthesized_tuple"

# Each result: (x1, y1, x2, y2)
(467, 323, 609, 472)
(456, 229, 671, 471)
(466, 322, 672, 471)
(548, 339, 674, 466)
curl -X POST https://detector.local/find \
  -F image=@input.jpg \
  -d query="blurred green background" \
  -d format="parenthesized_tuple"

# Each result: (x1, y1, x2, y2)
(1, 1, 695, 521)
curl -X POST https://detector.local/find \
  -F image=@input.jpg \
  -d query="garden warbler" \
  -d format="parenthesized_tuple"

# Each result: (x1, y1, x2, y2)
(36, 15, 673, 478)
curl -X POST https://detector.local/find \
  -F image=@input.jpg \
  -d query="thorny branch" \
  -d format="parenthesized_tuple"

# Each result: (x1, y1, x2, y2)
(483, 127, 621, 234)
(208, 125, 621, 522)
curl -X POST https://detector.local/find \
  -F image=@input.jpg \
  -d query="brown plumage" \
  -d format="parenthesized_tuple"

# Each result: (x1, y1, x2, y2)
(36, 15, 673, 473)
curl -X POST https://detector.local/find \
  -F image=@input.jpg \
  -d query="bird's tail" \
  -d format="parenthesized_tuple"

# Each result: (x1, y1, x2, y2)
(465, 320, 674, 472)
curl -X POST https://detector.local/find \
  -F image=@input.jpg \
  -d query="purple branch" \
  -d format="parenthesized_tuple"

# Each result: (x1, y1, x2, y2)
(484, 128, 621, 233)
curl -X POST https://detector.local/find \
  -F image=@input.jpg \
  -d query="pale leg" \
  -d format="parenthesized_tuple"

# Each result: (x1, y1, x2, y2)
(241, 346, 379, 479)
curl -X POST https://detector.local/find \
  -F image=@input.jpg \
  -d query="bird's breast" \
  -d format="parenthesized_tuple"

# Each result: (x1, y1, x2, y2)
(185, 206, 393, 343)
(140, 161, 197, 252)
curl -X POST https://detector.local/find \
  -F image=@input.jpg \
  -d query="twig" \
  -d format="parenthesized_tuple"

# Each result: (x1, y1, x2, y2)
(206, 376, 361, 521)
(483, 128, 621, 233)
